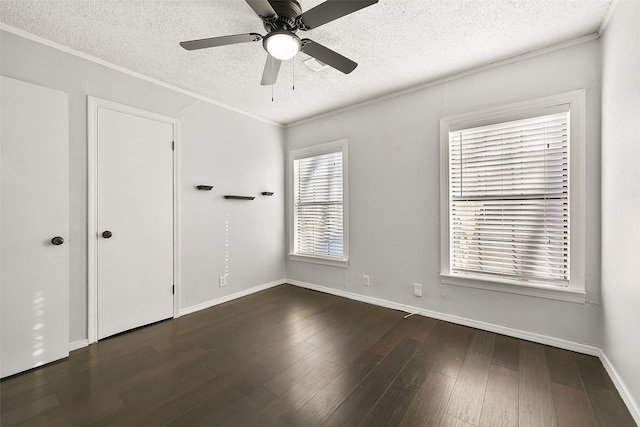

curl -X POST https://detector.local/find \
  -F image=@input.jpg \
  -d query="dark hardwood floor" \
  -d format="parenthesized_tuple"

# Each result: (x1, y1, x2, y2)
(1, 284, 635, 426)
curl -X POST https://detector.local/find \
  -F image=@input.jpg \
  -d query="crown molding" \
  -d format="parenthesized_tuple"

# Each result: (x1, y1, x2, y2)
(286, 33, 599, 128)
(0, 23, 284, 128)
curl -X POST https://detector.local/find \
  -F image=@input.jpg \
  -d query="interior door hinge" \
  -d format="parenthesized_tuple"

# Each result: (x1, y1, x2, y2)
(172, 285, 175, 294)
(172, 141, 175, 150)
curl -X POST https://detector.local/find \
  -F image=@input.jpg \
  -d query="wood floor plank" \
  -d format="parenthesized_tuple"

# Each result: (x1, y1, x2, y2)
(0, 393, 59, 426)
(263, 344, 338, 396)
(551, 382, 599, 427)
(0, 375, 64, 413)
(429, 322, 475, 379)
(99, 346, 211, 405)
(399, 371, 456, 426)
(403, 315, 438, 343)
(545, 346, 584, 389)
(86, 366, 217, 426)
(327, 308, 403, 367)
(270, 294, 341, 328)
(249, 360, 343, 424)
(302, 301, 374, 349)
(197, 340, 318, 398)
(0, 347, 92, 399)
(368, 313, 434, 357)
(92, 389, 208, 427)
(479, 364, 519, 427)
(118, 365, 217, 407)
(0, 285, 635, 426)
(15, 390, 125, 427)
(322, 337, 420, 426)
(259, 306, 383, 397)
(214, 328, 320, 378)
(162, 389, 247, 426)
(518, 341, 558, 427)
(205, 314, 328, 370)
(581, 387, 637, 427)
(440, 414, 476, 427)
(445, 330, 496, 425)
(132, 389, 207, 426)
(56, 345, 166, 403)
(396, 320, 450, 386)
(285, 351, 382, 427)
(574, 352, 637, 427)
(196, 385, 278, 427)
(361, 379, 421, 426)
(492, 334, 520, 371)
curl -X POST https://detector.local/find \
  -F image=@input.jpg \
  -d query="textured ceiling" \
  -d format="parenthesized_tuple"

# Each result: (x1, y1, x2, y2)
(0, 0, 611, 125)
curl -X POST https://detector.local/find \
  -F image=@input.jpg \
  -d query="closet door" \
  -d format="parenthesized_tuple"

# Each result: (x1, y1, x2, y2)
(1, 76, 69, 378)
(94, 103, 175, 340)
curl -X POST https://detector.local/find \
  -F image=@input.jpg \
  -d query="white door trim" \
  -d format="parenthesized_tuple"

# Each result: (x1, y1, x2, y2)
(87, 96, 181, 344)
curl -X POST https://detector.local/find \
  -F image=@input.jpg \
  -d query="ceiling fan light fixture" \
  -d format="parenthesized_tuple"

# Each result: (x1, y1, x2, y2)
(263, 30, 301, 60)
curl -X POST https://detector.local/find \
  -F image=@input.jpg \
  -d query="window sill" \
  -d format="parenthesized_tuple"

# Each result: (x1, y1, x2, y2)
(289, 253, 348, 268)
(440, 273, 586, 303)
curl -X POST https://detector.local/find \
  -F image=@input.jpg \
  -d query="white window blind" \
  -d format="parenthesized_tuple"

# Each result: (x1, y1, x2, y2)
(294, 151, 344, 258)
(449, 111, 570, 285)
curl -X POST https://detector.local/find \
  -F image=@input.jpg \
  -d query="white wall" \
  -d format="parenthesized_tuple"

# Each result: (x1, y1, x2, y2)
(601, 0, 640, 415)
(286, 39, 603, 348)
(0, 30, 285, 342)
(179, 101, 285, 309)
(1, 9, 638, 416)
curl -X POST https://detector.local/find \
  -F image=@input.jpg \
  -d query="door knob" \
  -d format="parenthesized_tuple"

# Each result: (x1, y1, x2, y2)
(102, 231, 113, 239)
(51, 236, 64, 245)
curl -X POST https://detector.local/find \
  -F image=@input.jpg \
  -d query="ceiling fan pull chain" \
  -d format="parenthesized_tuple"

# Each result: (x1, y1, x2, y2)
(293, 57, 295, 91)
(272, 57, 275, 102)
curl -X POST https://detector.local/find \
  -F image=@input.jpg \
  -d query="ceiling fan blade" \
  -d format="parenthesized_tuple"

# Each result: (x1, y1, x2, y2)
(261, 55, 282, 85)
(180, 33, 262, 51)
(301, 39, 357, 74)
(298, 0, 378, 30)
(245, 0, 277, 17)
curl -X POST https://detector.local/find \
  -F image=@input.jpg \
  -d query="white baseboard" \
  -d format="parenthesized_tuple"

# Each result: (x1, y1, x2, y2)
(180, 279, 286, 316)
(66, 280, 286, 352)
(599, 350, 640, 425)
(68, 339, 89, 352)
(287, 279, 600, 356)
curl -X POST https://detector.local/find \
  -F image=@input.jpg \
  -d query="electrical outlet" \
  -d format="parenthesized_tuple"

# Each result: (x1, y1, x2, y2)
(219, 275, 227, 287)
(363, 275, 370, 286)
(413, 283, 423, 297)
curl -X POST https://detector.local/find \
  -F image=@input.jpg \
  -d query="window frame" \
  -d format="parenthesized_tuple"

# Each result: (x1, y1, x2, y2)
(289, 139, 349, 267)
(439, 91, 586, 303)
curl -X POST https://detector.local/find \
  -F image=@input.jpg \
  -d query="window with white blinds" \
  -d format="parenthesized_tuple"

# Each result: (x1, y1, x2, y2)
(448, 112, 570, 286)
(291, 140, 347, 264)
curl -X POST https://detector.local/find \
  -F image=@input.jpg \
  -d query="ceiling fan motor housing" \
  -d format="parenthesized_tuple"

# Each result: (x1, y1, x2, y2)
(263, 0, 302, 31)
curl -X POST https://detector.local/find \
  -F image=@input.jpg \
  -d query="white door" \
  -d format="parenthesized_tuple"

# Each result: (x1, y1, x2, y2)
(1, 76, 69, 378)
(96, 105, 174, 340)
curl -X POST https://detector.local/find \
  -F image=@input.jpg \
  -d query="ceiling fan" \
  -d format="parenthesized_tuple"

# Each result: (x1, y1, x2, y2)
(179, 0, 379, 85)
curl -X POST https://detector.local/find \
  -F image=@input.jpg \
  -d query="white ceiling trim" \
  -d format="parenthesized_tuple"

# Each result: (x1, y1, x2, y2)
(1, 21, 601, 129)
(0, 0, 611, 124)
(0, 22, 284, 127)
(285, 32, 600, 128)
(598, 0, 619, 35)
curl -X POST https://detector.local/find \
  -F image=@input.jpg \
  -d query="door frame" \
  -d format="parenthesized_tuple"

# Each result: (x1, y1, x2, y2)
(87, 96, 181, 344)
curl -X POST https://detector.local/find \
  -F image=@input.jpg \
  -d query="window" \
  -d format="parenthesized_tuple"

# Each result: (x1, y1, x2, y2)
(289, 140, 348, 267)
(440, 92, 585, 302)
